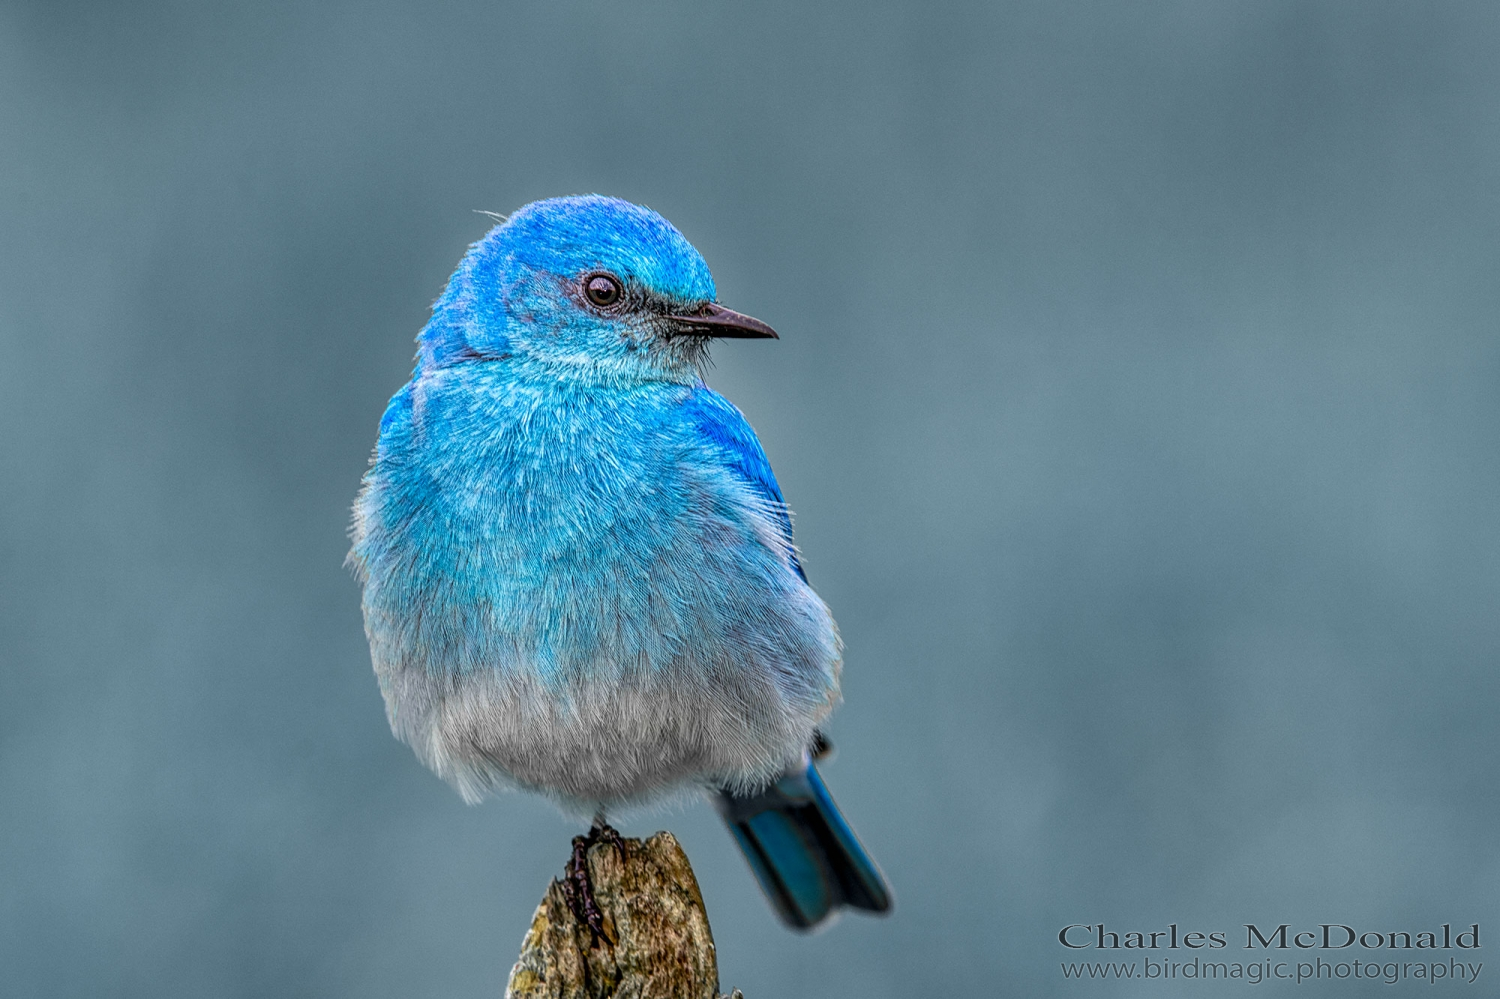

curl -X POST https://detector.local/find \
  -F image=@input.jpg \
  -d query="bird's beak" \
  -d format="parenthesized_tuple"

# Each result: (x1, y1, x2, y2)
(665, 303, 779, 339)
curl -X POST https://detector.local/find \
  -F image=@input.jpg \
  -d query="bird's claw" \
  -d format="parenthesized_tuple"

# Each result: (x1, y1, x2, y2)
(561, 822, 624, 946)
(590, 820, 625, 857)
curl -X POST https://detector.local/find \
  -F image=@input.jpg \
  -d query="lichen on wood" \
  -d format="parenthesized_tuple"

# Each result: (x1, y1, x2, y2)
(504, 830, 742, 999)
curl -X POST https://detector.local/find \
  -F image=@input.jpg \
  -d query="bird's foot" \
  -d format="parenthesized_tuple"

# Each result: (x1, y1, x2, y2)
(560, 822, 624, 946)
(562, 834, 607, 944)
(590, 819, 625, 857)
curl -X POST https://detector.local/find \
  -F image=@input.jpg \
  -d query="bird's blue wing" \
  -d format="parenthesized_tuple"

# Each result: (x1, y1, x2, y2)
(680, 386, 805, 581)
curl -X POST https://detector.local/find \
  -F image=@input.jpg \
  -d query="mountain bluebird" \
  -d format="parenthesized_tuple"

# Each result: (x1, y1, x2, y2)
(349, 195, 890, 929)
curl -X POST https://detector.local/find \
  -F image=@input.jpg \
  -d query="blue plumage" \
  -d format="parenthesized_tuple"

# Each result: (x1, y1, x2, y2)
(716, 758, 892, 928)
(349, 195, 888, 928)
(679, 386, 805, 580)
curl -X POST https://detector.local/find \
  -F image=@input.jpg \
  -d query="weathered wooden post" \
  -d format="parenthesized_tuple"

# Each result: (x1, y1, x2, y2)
(505, 831, 743, 999)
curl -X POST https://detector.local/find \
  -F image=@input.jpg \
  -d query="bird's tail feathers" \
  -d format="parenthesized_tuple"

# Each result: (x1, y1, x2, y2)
(715, 758, 891, 930)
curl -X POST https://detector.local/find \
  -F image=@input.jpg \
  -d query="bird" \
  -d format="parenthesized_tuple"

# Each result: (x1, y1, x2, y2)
(348, 194, 891, 930)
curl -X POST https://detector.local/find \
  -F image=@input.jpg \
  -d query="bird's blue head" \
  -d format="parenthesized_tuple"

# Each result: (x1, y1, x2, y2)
(417, 195, 777, 381)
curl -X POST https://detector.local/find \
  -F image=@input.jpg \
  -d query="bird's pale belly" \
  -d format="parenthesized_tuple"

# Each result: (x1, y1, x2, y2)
(371, 527, 840, 809)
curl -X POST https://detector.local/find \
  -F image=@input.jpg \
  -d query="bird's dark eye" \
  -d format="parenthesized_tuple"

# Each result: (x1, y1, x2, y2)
(584, 273, 622, 308)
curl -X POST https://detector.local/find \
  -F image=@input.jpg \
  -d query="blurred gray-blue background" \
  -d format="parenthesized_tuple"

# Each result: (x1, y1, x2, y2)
(3, 2, 1498, 996)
